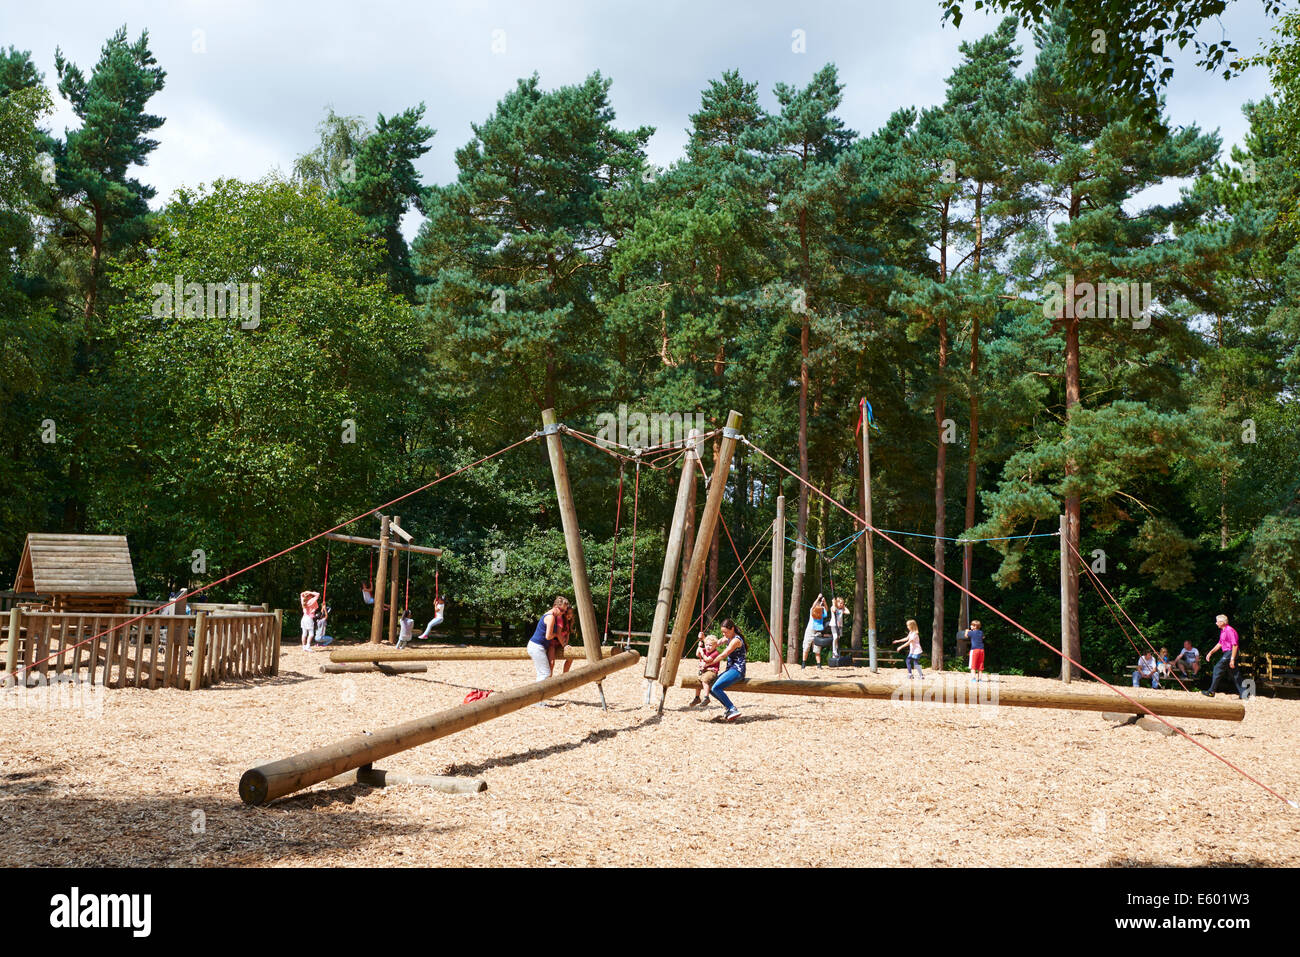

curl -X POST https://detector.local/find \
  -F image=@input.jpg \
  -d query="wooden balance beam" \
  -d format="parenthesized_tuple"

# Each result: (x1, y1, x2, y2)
(240, 649, 640, 805)
(677, 675, 1245, 722)
(328, 645, 613, 663)
(319, 662, 428, 675)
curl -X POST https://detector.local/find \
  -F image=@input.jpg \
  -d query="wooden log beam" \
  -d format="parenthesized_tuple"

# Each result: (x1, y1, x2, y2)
(644, 431, 697, 681)
(541, 408, 606, 708)
(677, 674, 1244, 722)
(329, 645, 611, 663)
(319, 662, 429, 674)
(240, 650, 639, 805)
(321, 533, 445, 557)
(367, 516, 391, 645)
(659, 410, 742, 705)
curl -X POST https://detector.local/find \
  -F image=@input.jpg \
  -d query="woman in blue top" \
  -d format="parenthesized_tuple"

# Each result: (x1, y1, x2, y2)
(705, 619, 748, 722)
(527, 596, 572, 701)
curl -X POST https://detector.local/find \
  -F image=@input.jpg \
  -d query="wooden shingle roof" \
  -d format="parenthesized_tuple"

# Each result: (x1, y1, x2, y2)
(12, 534, 137, 596)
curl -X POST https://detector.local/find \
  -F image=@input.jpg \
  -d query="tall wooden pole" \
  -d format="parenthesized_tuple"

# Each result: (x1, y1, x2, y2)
(368, 515, 391, 645)
(770, 495, 785, 674)
(387, 517, 402, 644)
(4, 607, 19, 687)
(1060, 513, 1072, 684)
(658, 410, 743, 710)
(541, 408, 608, 709)
(860, 399, 878, 672)
(644, 431, 698, 682)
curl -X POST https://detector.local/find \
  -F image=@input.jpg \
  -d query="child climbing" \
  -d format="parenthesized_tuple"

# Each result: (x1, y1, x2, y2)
(893, 618, 924, 678)
(801, 594, 829, 669)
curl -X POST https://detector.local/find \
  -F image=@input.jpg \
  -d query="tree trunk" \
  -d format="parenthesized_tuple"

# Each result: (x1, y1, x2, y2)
(1062, 316, 1082, 680)
(932, 313, 949, 671)
(961, 312, 980, 631)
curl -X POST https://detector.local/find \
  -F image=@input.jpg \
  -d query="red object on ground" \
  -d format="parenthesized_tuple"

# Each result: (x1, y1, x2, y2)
(463, 689, 492, 704)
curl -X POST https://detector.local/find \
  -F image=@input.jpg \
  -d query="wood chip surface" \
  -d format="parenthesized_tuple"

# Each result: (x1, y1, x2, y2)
(2, 650, 1297, 867)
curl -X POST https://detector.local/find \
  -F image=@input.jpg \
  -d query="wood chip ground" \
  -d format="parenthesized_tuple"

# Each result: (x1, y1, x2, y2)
(2, 650, 1297, 867)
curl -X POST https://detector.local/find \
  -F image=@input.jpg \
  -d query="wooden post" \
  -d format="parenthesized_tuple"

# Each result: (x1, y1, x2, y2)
(3, 607, 19, 688)
(658, 410, 743, 707)
(240, 650, 640, 805)
(387, 517, 402, 644)
(770, 495, 785, 673)
(644, 431, 698, 682)
(368, 516, 391, 645)
(676, 674, 1245, 721)
(189, 612, 209, 691)
(319, 662, 428, 674)
(1060, 513, 1071, 684)
(271, 609, 282, 676)
(861, 399, 878, 672)
(540, 408, 607, 708)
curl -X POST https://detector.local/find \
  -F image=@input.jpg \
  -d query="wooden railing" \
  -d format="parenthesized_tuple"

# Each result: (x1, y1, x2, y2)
(1, 608, 281, 690)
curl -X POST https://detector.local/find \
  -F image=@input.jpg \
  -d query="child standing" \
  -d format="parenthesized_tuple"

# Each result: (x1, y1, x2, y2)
(692, 633, 722, 706)
(395, 610, 415, 649)
(965, 620, 986, 682)
(299, 590, 321, 650)
(893, 619, 924, 678)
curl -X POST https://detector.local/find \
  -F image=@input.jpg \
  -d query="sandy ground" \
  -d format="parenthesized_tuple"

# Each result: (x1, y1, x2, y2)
(2, 646, 1298, 867)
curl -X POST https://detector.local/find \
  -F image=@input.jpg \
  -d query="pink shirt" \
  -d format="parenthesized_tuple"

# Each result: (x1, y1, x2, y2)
(1218, 625, 1239, 654)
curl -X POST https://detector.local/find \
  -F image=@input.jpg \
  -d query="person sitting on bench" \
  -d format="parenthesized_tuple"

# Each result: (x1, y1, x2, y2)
(1172, 640, 1200, 677)
(1133, 650, 1160, 689)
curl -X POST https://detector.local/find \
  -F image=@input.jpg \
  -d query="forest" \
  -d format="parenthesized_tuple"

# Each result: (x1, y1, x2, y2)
(2, 6, 1297, 679)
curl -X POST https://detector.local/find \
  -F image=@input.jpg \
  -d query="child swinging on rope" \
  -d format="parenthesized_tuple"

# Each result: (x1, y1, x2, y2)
(416, 598, 447, 640)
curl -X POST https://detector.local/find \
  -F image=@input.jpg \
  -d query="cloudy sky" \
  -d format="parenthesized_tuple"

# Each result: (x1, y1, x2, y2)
(8, 0, 1279, 237)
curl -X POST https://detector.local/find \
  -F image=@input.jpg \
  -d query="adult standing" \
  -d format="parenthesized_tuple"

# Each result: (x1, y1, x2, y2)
(526, 596, 573, 700)
(1202, 614, 1246, 699)
(709, 619, 749, 722)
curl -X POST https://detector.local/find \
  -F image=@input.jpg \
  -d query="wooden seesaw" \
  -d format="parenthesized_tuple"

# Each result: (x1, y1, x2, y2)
(677, 674, 1245, 721)
(327, 644, 614, 663)
(240, 649, 639, 806)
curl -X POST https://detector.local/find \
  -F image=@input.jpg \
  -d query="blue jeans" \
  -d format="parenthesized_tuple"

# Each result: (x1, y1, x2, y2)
(711, 667, 742, 711)
(1208, 656, 1244, 697)
(1132, 670, 1159, 689)
(906, 654, 923, 676)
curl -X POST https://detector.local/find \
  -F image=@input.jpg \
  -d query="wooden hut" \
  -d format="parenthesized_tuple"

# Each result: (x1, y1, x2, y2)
(11, 534, 137, 614)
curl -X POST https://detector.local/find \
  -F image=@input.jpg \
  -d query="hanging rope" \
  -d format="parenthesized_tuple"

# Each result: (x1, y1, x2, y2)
(624, 461, 641, 648)
(602, 461, 627, 644)
(322, 547, 331, 606)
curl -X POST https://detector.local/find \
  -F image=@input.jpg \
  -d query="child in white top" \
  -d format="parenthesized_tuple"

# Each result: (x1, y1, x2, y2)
(893, 618, 924, 678)
(395, 611, 415, 649)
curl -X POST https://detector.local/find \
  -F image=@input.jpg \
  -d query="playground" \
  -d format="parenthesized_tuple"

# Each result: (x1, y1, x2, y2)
(3, 646, 1298, 867)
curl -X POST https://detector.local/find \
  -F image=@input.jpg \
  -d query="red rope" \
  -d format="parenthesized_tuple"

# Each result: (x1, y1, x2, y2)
(322, 548, 331, 606)
(1068, 537, 1189, 691)
(8, 433, 540, 680)
(745, 437, 1293, 807)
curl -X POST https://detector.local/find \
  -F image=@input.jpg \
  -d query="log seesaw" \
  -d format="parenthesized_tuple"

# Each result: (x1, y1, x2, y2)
(677, 674, 1245, 721)
(240, 649, 640, 806)
(327, 644, 613, 663)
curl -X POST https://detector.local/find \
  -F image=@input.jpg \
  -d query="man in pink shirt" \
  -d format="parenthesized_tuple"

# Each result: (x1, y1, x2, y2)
(1202, 614, 1245, 699)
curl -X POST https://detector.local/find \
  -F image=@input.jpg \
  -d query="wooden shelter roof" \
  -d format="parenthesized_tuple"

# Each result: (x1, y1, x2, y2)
(12, 534, 137, 596)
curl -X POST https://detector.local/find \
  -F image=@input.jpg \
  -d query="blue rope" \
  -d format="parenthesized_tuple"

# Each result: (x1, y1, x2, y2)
(873, 528, 1060, 544)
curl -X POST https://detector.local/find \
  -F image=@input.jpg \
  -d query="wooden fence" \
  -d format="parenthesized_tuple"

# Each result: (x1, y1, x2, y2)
(1, 608, 281, 690)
